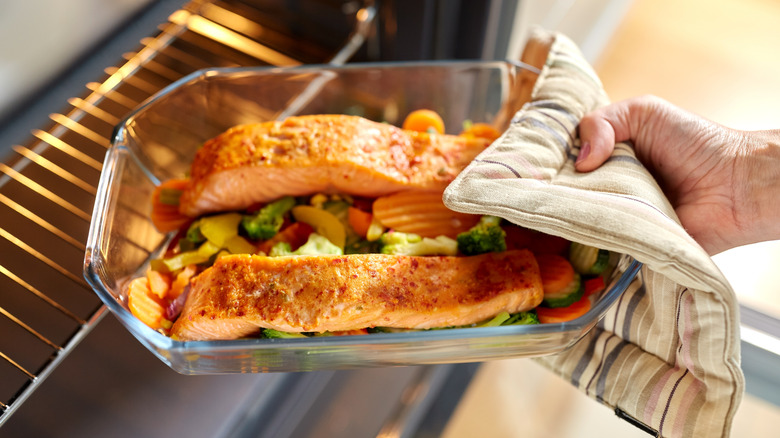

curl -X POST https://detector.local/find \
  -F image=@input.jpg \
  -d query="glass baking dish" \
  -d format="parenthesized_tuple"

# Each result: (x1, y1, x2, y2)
(84, 61, 641, 374)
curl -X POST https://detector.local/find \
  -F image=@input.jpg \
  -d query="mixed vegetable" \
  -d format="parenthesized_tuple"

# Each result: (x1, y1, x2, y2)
(129, 110, 612, 338)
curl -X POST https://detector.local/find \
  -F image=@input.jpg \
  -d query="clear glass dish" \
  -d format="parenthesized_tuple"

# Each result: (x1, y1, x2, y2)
(84, 61, 641, 374)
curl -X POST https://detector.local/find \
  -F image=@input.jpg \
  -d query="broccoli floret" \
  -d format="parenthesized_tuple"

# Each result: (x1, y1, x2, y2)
(456, 215, 506, 255)
(379, 231, 458, 256)
(379, 230, 420, 247)
(261, 329, 307, 339)
(268, 242, 294, 256)
(478, 310, 540, 327)
(269, 233, 344, 256)
(478, 311, 512, 327)
(241, 196, 296, 240)
(292, 233, 343, 255)
(503, 311, 540, 325)
(185, 220, 206, 244)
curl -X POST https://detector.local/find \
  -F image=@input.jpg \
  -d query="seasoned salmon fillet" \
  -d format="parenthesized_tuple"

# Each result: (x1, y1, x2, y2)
(178, 115, 489, 217)
(170, 250, 543, 341)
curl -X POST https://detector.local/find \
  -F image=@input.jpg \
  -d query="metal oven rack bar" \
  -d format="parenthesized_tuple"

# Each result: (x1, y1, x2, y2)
(0, 0, 375, 426)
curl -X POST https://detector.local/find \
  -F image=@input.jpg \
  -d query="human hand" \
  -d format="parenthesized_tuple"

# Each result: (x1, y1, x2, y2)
(575, 95, 780, 255)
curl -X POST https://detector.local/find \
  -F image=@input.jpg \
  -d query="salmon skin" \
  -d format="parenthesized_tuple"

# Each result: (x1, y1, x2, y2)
(178, 114, 489, 217)
(170, 250, 543, 341)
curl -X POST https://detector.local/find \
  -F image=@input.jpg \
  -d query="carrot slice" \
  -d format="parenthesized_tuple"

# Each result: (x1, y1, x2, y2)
(169, 264, 198, 299)
(151, 178, 192, 233)
(460, 122, 501, 142)
(146, 269, 172, 299)
(348, 206, 374, 238)
(372, 190, 480, 238)
(402, 109, 445, 134)
(583, 276, 606, 298)
(536, 294, 592, 323)
(127, 277, 166, 329)
(535, 253, 576, 295)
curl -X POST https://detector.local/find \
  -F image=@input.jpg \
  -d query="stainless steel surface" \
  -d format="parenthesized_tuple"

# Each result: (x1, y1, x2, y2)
(0, 0, 375, 426)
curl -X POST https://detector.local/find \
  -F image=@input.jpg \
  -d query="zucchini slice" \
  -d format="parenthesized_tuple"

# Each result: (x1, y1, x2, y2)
(569, 242, 610, 275)
(542, 273, 583, 308)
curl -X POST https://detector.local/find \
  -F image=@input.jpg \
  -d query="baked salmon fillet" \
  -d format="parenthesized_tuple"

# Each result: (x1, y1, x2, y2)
(178, 114, 489, 217)
(170, 250, 543, 341)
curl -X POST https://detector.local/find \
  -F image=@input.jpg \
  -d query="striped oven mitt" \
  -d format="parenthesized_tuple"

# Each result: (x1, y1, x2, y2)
(443, 29, 744, 438)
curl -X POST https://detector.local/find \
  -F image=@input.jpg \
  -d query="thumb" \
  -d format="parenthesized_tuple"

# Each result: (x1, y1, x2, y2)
(575, 111, 618, 172)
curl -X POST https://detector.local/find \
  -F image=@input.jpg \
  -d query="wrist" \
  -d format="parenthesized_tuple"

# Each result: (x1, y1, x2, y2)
(733, 129, 780, 246)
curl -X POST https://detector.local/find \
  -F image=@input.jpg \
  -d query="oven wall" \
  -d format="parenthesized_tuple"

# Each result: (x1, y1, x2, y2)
(0, 0, 154, 123)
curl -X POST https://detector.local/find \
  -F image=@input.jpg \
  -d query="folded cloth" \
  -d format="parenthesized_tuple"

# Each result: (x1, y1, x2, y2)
(443, 29, 743, 438)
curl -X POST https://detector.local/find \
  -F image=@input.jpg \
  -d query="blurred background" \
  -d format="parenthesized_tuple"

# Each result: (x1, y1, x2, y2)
(0, 0, 778, 436)
(448, 0, 780, 436)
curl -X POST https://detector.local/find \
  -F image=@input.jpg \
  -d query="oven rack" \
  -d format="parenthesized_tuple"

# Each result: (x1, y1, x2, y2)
(0, 0, 375, 426)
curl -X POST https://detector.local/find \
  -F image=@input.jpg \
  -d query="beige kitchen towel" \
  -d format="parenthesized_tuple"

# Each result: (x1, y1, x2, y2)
(443, 29, 743, 438)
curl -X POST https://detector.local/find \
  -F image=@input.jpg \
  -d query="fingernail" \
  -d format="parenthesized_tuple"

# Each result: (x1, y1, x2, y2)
(576, 142, 590, 164)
